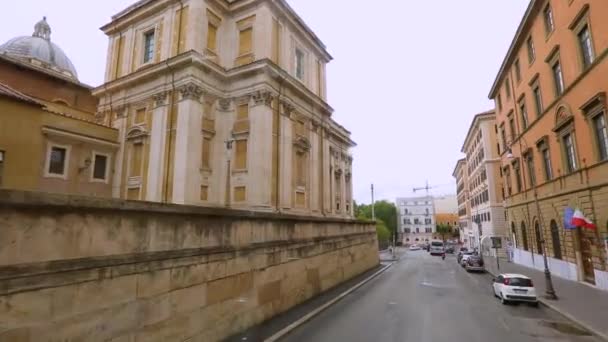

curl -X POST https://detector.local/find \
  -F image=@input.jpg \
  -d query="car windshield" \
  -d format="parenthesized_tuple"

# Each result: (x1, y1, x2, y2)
(507, 277, 533, 287)
(431, 242, 443, 247)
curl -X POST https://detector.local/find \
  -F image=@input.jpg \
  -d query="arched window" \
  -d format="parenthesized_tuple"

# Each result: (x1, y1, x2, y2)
(521, 221, 529, 251)
(534, 221, 543, 254)
(550, 220, 562, 260)
(511, 222, 517, 248)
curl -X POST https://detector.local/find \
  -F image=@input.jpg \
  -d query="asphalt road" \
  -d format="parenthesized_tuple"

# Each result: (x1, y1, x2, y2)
(280, 250, 600, 342)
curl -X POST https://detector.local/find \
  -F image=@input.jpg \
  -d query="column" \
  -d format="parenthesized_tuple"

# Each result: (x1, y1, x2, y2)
(248, 90, 274, 208)
(172, 82, 204, 204)
(279, 101, 294, 210)
(111, 106, 128, 199)
(146, 91, 169, 202)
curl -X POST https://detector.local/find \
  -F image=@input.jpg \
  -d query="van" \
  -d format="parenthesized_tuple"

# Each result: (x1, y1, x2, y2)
(429, 240, 445, 256)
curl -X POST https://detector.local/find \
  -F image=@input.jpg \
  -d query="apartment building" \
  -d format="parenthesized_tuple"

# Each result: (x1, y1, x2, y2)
(397, 196, 435, 245)
(461, 110, 506, 250)
(453, 158, 473, 248)
(489, 0, 608, 289)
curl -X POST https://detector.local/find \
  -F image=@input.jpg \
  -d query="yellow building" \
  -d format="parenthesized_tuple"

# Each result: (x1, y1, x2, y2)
(0, 18, 119, 196)
(93, 0, 356, 217)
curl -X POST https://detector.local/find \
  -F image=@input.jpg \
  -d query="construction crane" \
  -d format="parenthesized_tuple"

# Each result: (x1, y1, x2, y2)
(413, 180, 437, 196)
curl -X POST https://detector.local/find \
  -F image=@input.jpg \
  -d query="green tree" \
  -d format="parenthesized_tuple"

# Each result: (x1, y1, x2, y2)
(376, 219, 391, 247)
(355, 200, 398, 245)
(435, 224, 451, 242)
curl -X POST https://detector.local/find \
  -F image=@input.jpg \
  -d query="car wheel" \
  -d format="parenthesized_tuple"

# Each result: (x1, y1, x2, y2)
(500, 293, 509, 305)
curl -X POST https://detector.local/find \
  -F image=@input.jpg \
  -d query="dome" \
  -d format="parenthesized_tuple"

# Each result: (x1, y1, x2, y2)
(0, 17, 78, 80)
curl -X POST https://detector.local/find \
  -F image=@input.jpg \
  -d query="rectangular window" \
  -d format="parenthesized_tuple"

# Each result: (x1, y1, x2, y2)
(525, 155, 536, 187)
(533, 85, 543, 116)
(505, 78, 511, 99)
(497, 94, 503, 111)
(48, 146, 67, 176)
(238, 27, 253, 56)
(509, 116, 517, 140)
(207, 24, 217, 51)
(519, 100, 529, 130)
(143, 30, 155, 63)
(593, 114, 608, 161)
(542, 148, 553, 180)
(578, 25, 595, 68)
(237, 103, 249, 120)
(0, 150, 4, 187)
(563, 133, 577, 172)
(544, 5, 555, 35)
(135, 108, 146, 124)
(500, 126, 507, 152)
(552, 61, 565, 96)
(92, 154, 108, 181)
(235, 140, 247, 170)
(202, 137, 211, 169)
(514, 59, 521, 83)
(130, 143, 143, 177)
(514, 166, 522, 193)
(527, 37, 535, 63)
(295, 48, 305, 80)
(271, 18, 280, 64)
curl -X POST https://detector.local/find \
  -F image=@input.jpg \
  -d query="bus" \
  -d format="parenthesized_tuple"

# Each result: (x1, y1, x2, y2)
(429, 240, 445, 256)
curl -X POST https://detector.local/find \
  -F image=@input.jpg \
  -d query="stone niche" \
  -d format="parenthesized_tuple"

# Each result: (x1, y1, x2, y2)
(0, 189, 378, 342)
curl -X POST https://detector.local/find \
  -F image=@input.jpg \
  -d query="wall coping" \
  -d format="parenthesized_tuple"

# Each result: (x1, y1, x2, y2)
(0, 189, 373, 225)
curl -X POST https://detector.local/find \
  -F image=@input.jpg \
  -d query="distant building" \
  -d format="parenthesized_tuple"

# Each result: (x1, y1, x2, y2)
(460, 110, 506, 249)
(453, 158, 473, 247)
(396, 196, 435, 245)
(433, 194, 458, 214)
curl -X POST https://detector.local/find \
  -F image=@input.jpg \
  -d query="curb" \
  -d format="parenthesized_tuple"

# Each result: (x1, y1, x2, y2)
(264, 262, 393, 342)
(485, 267, 608, 342)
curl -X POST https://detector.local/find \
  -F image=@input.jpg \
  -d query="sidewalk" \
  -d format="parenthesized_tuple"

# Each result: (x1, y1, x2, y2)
(485, 255, 608, 341)
(379, 247, 404, 262)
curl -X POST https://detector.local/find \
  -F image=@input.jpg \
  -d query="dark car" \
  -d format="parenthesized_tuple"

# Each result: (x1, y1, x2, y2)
(445, 246, 455, 254)
(465, 255, 485, 272)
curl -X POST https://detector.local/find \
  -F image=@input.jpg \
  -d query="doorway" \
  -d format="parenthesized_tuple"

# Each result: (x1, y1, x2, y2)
(577, 228, 596, 285)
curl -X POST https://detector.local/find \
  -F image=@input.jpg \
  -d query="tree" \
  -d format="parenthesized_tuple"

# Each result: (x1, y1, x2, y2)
(355, 200, 398, 243)
(376, 219, 391, 249)
(435, 224, 451, 242)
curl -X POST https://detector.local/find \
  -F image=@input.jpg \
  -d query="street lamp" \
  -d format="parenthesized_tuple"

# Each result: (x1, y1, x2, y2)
(225, 134, 236, 207)
(506, 143, 557, 300)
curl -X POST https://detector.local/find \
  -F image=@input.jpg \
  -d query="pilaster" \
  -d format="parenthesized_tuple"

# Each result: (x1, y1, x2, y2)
(146, 91, 169, 202)
(279, 101, 294, 210)
(248, 90, 275, 208)
(172, 83, 204, 204)
(112, 105, 128, 199)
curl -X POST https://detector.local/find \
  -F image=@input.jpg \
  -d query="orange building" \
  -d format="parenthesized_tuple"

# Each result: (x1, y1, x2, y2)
(489, 0, 608, 289)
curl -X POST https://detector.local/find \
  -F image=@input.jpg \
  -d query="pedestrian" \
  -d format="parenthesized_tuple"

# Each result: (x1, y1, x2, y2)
(506, 241, 513, 263)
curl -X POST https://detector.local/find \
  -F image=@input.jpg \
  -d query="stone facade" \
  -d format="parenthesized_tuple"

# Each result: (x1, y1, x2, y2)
(0, 189, 378, 341)
(489, 0, 608, 289)
(93, 0, 355, 218)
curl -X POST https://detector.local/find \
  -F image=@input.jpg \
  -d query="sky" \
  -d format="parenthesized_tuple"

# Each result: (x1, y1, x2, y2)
(0, 0, 530, 204)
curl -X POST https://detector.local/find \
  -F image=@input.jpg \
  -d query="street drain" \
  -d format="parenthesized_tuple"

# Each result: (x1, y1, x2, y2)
(538, 320, 592, 336)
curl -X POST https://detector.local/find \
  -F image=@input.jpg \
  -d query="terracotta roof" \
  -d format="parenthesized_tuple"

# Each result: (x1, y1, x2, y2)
(0, 81, 40, 105)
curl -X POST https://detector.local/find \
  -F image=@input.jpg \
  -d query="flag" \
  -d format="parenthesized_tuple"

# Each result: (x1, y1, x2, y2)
(571, 208, 597, 230)
(564, 207, 576, 230)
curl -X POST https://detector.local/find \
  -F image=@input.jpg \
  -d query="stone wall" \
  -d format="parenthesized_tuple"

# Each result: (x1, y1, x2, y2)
(0, 190, 378, 341)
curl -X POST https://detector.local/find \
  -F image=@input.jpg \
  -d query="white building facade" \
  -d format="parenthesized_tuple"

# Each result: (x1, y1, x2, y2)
(461, 110, 506, 249)
(453, 158, 473, 248)
(397, 196, 435, 245)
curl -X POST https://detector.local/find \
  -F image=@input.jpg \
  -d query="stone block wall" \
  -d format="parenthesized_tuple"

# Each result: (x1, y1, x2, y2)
(0, 190, 378, 341)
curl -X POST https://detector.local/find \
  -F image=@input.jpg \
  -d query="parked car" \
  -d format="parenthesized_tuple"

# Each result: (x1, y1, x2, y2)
(445, 246, 455, 254)
(409, 245, 421, 251)
(457, 250, 474, 264)
(464, 255, 485, 272)
(492, 273, 538, 306)
(460, 253, 476, 267)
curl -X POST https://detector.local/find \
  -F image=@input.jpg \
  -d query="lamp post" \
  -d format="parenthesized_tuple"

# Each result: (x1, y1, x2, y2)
(507, 142, 557, 300)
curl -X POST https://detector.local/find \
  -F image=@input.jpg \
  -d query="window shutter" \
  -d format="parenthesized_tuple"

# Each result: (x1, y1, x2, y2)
(239, 28, 252, 55)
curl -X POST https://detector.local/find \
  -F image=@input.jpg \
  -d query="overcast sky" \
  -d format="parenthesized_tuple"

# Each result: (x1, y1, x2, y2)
(0, 0, 529, 204)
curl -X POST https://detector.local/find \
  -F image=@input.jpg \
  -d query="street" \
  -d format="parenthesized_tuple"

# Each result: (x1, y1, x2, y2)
(280, 250, 599, 342)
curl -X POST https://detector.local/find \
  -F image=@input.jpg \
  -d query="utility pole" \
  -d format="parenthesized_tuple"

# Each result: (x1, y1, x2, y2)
(371, 183, 376, 221)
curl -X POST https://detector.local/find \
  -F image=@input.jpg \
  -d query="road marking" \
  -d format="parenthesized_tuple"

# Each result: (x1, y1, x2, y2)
(388, 302, 397, 305)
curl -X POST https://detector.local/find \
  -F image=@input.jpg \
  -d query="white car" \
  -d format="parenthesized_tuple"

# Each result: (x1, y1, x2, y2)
(460, 254, 474, 267)
(492, 273, 538, 306)
(409, 245, 421, 251)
